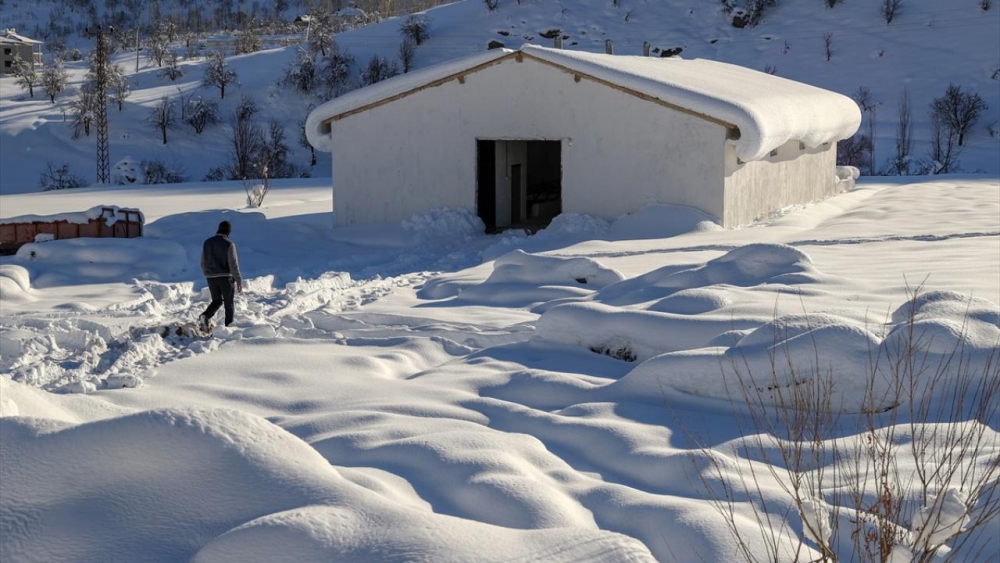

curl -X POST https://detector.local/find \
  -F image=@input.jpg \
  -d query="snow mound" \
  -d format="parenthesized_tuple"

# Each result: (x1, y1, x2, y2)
(14, 238, 189, 287)
(595, 243, 818, 307)
(1, 407, 656, 563)
(456, 250, 624, 308)
(647, 288, 733, 315)
(542, 213, 612, 238)
(886, 291, 1000, 354)
(607, 293, 999, 413)
(610, 204, 721, 240)
(194, 505, 653, 563)
(0, 264, 33, 302)
(402, 207, 485, 241)
(537, 302, 754, 363)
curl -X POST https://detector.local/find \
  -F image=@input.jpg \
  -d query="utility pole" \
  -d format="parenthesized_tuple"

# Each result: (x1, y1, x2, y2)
(94, 25, 112, 184)
(135, 27, 140, 74)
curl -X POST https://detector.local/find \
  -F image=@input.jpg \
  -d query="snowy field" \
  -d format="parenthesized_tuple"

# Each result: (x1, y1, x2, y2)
(1, 0, 998, 192)
(1, 176, 998, 561)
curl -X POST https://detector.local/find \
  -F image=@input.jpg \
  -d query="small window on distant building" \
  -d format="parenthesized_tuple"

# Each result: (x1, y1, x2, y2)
(3, 60, 11, 68)
(3, 48, 11, 55)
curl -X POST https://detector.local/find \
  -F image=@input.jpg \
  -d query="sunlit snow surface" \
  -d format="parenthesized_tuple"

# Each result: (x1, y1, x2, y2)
(1, 176, 998, 562)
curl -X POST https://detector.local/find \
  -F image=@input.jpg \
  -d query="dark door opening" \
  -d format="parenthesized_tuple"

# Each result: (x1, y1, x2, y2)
(476, 139, 562, 233)
(476, 140, 496, 231)
(525, 141, 562, 228)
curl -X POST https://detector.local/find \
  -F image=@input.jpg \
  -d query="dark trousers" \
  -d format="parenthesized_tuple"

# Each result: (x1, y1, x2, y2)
(203, 276, 235, 326)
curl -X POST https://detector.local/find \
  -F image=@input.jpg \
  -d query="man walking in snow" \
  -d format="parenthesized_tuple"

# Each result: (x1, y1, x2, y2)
(199, 220, 243, 331)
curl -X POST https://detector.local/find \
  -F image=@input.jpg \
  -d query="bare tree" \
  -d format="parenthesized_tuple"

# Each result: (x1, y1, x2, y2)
(400, 15, 429, 46)
(234, 21, 262, 55)
(110, 65, 130, 111)
(41, 62, 68, 103)
(282, 49, 318, 93)
(70, 83, 97, 139)
(203, 51, 239, 99)
(887, 88, 913, 175)
(398, 38, 416, 73)
(145, 31, 169, 67)
(880, 0, 902, 24)
(320, 51, 354, 97)
(159, 50, 184, 81)
(854, 86, 881, 175)
(227, 109, 265, 180)
(183, 96, 219, 134)
(11, 55, 38, 98)
(146, 95, 176, 144)
(307, 14, 336, 58)
(930, 84, 988, 146)
(983, 0, 993, 11)
(483, 0, 499, 12)
(823, 32, 834, 61)
(825, 0, 841, 7)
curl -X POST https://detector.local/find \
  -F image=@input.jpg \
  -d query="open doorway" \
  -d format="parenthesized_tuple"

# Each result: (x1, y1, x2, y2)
(476, 139, 562, 233)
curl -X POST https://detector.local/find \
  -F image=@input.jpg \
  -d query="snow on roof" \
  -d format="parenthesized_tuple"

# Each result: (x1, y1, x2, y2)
(305, 48, 514, 152)
(521, 45, 861, 161)
(1, 28, 43, 45)
(306, 45, 860, 161)
(0, 205, 142, 226)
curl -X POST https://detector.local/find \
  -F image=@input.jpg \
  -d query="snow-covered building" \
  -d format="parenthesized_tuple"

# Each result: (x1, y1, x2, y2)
(1, 28, 43, 75)
(306, 45, 861, 230)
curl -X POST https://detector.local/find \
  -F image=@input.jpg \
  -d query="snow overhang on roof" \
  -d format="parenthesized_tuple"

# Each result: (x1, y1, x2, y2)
(306, 44, 861, 162)
(1, 29, 43, 45)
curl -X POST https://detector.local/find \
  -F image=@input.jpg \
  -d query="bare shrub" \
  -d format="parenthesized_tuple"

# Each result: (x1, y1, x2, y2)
(399, 38, 416, 73)
(400, 15, 429, 45)
(484, 0, 499, 12)
(38, 161, 87, 190)
(691, 289, 1000, 562)
(141, 159, 185, 184)
(823, 32, 834, 61)
(361, 54, 399, 86)
(837, 134, 873, 170)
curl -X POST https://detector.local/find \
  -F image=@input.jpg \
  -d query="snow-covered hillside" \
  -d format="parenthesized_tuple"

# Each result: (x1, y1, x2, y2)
(1, 0, 998, 193)
(1, 174, 998, 561)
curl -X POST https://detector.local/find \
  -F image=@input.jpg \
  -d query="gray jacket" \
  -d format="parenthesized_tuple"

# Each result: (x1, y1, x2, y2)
(200, 234, 242, 284)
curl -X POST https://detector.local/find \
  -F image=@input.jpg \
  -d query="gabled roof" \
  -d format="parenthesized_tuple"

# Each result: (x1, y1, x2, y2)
(1, 29, 43, 45)
(306, 44, 861, 162)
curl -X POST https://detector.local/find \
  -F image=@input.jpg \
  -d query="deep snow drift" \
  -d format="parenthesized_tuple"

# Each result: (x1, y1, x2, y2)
(1, 175, 998, 561)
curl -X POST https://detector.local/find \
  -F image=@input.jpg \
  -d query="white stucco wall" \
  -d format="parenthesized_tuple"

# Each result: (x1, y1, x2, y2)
(722, 141, 840, 227)
(327, 56, 728, 227)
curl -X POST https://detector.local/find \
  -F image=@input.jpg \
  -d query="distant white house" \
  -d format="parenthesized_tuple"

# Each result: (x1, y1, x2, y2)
(306, 45, 861, 230)
(1, 28, 43, 75)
